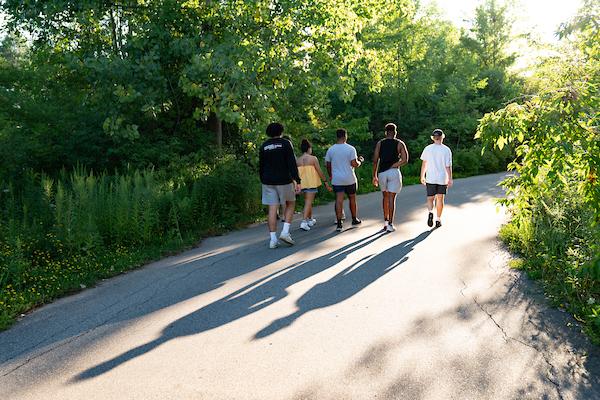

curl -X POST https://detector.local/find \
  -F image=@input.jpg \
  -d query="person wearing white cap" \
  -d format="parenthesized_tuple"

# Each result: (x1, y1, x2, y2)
(419, 129, 453, 228)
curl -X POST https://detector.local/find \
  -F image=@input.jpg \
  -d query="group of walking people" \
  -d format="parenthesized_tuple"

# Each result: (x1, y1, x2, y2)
(258, 122, 453, 249)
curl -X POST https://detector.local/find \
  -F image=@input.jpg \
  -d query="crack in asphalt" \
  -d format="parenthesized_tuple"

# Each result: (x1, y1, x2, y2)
(459, 278, 565, 400)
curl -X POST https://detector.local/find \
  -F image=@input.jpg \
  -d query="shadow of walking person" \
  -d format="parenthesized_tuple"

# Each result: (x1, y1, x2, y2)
(254, 230, 433, 339)
(72, 231, 388, 382)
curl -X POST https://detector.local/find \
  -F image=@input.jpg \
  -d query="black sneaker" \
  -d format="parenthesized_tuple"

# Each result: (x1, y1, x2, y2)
(435, 220, 442, 228)
(427, 212, 434, 227)
(336, 220, 343, 232)
(351, 218, 362, 226)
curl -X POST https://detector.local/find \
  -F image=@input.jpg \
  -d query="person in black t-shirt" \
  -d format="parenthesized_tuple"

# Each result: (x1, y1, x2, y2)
(259, 123, 302, 249)
(372, 123, 409, 232)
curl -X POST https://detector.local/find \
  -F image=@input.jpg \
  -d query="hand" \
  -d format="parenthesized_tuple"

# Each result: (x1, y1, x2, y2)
(372, 177, 379, 187)
(420, 177, 426, 185)
(295, 183, 302, 194)
(447, 179, 453, 188)
(325, 182, 333, 192)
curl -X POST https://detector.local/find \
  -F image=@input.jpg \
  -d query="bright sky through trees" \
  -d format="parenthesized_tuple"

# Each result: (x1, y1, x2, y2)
(424, 0, 583, 42)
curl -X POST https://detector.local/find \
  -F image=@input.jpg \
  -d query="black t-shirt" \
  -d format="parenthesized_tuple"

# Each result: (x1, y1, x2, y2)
(259, 137, 301, 185)
(378, 138, 401, 173)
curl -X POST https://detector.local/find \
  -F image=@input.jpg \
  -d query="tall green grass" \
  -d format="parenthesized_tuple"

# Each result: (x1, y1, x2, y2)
(500, 184, 600, 343)
(0, 157, 262, 329)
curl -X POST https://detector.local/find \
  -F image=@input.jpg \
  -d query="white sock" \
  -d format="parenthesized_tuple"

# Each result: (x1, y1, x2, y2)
(270, 232, 277, 242)
(282, 222, 291, 235)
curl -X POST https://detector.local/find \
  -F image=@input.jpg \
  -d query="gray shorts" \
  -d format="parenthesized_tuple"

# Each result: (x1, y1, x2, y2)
(378, 168, 402, 193)
(262, 183, 296, 205)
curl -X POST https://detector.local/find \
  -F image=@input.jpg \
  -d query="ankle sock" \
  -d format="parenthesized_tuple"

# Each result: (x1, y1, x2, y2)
(282, 222, 291, 235)
(270, 232, 277, 242)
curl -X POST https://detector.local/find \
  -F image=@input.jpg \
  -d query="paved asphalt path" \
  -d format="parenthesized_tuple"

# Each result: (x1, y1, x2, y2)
(1, 173, 599, 400)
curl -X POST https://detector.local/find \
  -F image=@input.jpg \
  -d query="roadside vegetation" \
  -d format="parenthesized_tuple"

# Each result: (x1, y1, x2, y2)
(477, 0, 600, 343)
(1, 0, 594, 334)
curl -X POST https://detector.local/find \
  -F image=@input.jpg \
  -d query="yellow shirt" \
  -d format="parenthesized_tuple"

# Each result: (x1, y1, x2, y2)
(298, 165, 322, 189)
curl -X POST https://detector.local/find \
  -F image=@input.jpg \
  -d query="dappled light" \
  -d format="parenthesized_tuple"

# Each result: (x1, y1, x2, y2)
(0, 0, 598, 398)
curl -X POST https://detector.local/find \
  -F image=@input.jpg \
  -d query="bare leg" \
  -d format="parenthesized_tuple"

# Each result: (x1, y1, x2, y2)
(284, 200, 295, 223)
(348, 193, 358, 220)
(382, 192, 389, 221)
(335, 192, 345, 221)
(426, 196, 434, 212)
(303, 192, 316, 220)
(388, 192, 398, 224)
(268, 205, 279, 232)
(435, 194, 444, 219)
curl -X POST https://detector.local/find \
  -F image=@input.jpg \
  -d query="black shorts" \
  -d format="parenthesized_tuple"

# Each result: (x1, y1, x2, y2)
(333, 183, 357, 195)
(426, 183, 447, 196)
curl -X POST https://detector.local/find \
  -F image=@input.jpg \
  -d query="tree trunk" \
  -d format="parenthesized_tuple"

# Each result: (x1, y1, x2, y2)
(108, 6, 120, 57)
(208, 113, 223, 148)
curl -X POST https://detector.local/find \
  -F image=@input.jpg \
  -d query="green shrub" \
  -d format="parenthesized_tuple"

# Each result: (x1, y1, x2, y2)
(0, 156, 263, 330)
(453, 148, 481, 177)
(498, 184, 600, 343)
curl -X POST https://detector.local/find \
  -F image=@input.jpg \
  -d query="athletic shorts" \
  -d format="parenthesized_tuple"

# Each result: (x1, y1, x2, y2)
(333, 183, 357, 195)
(378, 168, 402, 193)
(301, 187, 318, 193)
(262, 183, 296, 205)
(426, 183, 447, 196)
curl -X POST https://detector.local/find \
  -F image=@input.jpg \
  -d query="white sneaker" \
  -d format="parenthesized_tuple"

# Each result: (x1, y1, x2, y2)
(386, 224, 396, 232)
(308, 218, 317, 227)
(269, 240, 278, 249)
(279, 233, 295, 245)
(300, 221, 310, 231)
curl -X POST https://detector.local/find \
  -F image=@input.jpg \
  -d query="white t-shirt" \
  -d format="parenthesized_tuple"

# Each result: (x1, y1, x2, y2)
(420, 144, 452, 185)
(325, 143, 358, 186)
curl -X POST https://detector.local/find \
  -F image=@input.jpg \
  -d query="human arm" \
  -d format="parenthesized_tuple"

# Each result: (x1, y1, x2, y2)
(312, 156, 332, 191)
(392, 141, 409, 168)
(285, 141, 301, 192)
(446, 166, 453, 188)
(350, 146, 363, 168)
(351, 157, 364, 168)
(371, 141, 380, 187)
(446, 148, 453, 188)
(325, 149, 333, 181)
(420, 160, 427, 185)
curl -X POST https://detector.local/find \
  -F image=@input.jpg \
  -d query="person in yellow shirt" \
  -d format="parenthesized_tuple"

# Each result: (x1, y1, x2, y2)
(296, 139, 332, 231)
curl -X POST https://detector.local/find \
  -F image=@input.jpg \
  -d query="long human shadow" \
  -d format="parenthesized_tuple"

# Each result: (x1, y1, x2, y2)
(254, 230, 432, 339)
(72, 231, 388, 382)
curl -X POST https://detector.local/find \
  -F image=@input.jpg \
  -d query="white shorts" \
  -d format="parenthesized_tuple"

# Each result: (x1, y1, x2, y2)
(378, 169, 402, 193)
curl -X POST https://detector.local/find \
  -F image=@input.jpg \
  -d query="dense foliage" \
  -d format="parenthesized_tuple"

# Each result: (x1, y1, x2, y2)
(0, 0, 521, 329)
(477, 0, 600, 342)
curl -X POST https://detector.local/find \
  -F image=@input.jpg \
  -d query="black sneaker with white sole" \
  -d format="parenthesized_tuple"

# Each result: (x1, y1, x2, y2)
(427, 212, 434, 227)
(351, 218, 362, 226)
(336, 221, 343, 232)
(435, 220, 442, 228)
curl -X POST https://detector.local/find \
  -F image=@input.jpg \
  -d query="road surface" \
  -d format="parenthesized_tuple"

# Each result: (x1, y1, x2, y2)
(1, 173, 599, 399)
